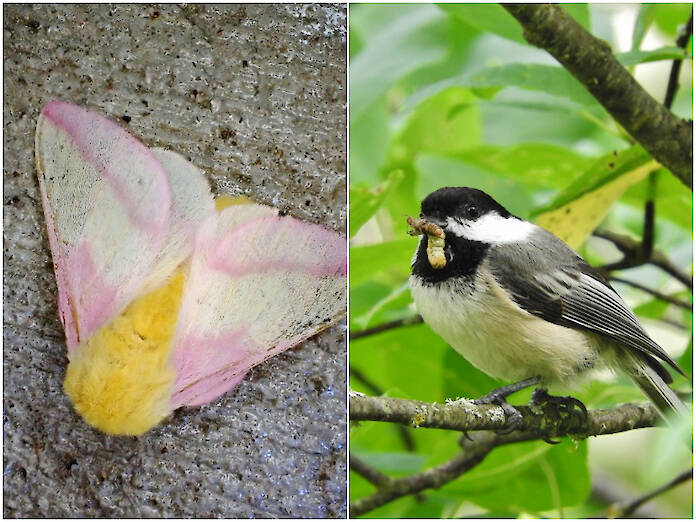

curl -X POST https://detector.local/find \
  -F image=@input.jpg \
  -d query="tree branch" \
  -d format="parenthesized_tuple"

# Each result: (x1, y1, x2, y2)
(350, 393, 659, 437)
(502, 4, 692, 189)
(350, 454, 392, 488)
(591, 470, 664, 518)
(608, 467, 693, 518)
(593, 230, 692, 288)
(350, 410, 666, 518)
(350, 393, 663, 516)
(350, 315, 423, 340)
(350, 436, 491, 517)
(610, 276, 692, 310)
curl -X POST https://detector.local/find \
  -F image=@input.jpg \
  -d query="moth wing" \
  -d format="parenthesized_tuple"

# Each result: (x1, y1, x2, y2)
(146, 148, 215, 291)
(35, 101, 171, 349)
(169, 204, 347, 408)
(35, 102, 215, 350)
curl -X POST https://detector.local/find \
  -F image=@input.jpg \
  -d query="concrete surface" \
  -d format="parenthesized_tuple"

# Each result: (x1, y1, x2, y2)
(3, 4, 346, 517)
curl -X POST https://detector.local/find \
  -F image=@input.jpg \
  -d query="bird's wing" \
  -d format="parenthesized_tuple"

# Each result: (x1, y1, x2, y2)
(487, 231, 684, 381)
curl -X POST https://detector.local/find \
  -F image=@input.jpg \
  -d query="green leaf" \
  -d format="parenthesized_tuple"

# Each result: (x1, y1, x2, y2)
(622, 168, 693, 230)
(352, 282, 411, 330)
(533, 145, 658, 248)
(677, 339, 692, 376)
(416, 154, 537, 218)
(450, 143, 594, 188)
(632, 5, 657, 51)
(349, 95, 390, 186)
(632, 298, 670, 320)
(437, 3, 526, 44)
(653, 3, 694, 38)
(349, 281, 394, 331)
(392, 86, 481, 158)
(441, 439, 590, 513)
(392, 15, 482, 110)
(441, 348, 501, 401)
(350, 238, 416, 288)
(383, 86, 482, 228)
(351, 450, 428, 474)
(349, 170, 405, 238)
(350, 5, 450, 123)
(617, 46, 688, 66)
(349, 23, 364, 60)
(462, 63, 598, 106)
(350, 323, 452, 403)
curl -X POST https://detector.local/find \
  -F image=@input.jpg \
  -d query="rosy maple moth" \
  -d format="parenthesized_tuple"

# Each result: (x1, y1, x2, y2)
(35, 101, 347, 436)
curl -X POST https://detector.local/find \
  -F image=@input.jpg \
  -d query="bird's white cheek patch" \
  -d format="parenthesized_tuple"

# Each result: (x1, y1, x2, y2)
(446, 213, 534, 244)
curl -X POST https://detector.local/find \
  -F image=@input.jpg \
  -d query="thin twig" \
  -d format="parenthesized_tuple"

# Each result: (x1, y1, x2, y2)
(629, 12, 694, 299)
(350, 315, 423, 340)
(664, 14, 693, 110)
(349, 366, 383, 397)
(591, 470, 663, 518)
(350, 432, 497, 517)
(594, 230, 692, 288)
(641, 172, 656, 261)
(349, 454, 392, 488)
(608, 467, 693, 518)
(610, 276, 692, 310)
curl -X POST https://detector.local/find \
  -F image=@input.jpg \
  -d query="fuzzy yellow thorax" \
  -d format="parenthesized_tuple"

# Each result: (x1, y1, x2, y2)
(63, 270, 185, 436)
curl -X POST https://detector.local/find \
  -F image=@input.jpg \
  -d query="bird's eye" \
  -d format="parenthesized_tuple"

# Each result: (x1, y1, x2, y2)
(465, 205, 478, 219)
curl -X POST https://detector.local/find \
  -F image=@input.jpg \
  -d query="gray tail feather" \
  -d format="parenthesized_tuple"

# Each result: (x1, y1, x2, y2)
(624, 354, 689, 419)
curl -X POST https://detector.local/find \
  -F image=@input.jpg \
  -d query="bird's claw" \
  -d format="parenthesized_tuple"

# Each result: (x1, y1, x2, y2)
(473, 390, 524, 433)
(530, 388, 588, 424)
(542, 436, 561, 445)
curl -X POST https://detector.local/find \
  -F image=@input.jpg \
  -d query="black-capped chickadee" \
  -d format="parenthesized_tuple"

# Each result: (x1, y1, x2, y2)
(408, 187, 688, 425)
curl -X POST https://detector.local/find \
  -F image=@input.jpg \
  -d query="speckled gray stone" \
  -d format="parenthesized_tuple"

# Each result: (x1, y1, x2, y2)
(3, 4, 346, 518)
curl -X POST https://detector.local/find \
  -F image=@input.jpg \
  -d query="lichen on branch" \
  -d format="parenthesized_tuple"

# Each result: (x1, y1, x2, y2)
(350, 393, 660, 438)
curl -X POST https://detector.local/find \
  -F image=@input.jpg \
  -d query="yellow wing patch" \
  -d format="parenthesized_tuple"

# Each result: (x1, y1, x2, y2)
(216, 194, 253, 211)
(64, 270, 186, 436)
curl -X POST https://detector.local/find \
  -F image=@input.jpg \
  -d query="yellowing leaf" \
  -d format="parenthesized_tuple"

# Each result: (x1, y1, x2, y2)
(535, 146, 659, 249)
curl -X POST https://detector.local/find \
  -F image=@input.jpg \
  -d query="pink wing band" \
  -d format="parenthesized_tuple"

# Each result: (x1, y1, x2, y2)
(38, 182, 80, 350)
(170, 329, 257, 408)
(169, 212, 346, 409)
(169, 328, 329, 409)
(65, 242, 120, 348)
(38, 101, 173, 349)
(207, 215, 347, 278)
(41, 101, 171, 236)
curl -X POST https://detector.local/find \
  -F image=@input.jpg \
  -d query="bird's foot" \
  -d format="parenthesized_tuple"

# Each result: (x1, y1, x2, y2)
(530, 388, 588, 425)
(472, 377, 541, 433)
(472, 394, 523, 433)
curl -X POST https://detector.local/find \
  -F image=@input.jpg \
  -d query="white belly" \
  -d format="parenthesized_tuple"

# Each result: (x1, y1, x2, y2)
(409, 270, 600, 385)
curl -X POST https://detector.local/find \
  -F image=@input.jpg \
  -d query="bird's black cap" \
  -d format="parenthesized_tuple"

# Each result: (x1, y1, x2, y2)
(420, 187, 512, 223)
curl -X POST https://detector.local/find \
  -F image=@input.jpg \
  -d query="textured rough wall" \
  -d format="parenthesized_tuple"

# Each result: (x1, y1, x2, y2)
(3, 4, 346, 518)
